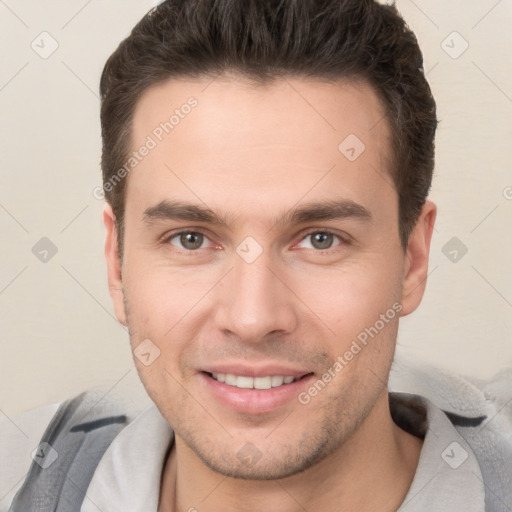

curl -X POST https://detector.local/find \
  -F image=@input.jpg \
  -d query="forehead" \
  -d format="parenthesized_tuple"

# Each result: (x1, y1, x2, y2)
(126, 74, 395, 227)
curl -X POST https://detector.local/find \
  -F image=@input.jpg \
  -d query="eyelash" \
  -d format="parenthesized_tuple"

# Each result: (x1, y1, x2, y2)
(161, 228, 350, 254)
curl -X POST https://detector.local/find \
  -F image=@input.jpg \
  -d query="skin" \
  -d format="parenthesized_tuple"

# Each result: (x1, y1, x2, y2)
(103, 74, 436, 512)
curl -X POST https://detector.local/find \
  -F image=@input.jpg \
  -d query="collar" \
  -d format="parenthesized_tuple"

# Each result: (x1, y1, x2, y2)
(393, 393, 485, 511)
(81, 392, 485, 512)
(81, 402, 173, 512)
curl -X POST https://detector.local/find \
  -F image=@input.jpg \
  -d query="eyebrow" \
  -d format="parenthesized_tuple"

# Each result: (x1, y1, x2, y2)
(142, 199, 373, 230)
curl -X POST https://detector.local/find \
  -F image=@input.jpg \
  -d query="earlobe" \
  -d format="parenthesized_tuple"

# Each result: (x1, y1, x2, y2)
(103, 203, 127, 326)
(400, 200, 437, 317)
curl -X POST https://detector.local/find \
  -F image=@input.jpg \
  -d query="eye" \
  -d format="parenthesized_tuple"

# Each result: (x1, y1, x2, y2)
(167, 231, 210, 251)
(297, 230, 345, 251)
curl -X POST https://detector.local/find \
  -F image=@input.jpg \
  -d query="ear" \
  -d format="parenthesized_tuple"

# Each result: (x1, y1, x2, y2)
(103, 203, 127, 326)
(400, 200, 437, 317)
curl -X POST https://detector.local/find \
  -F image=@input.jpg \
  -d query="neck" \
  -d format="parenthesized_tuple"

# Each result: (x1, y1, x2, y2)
(159, 390, 423, 512)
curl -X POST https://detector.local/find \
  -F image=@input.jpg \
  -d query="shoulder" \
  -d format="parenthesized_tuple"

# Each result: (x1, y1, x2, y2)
(0, 401, 62, 511)
(390, 357, 512, 439)
(390, 358, 512, 511)
(1, 388, 148, 512)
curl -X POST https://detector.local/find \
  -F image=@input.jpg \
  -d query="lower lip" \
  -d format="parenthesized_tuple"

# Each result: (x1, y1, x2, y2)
(199, 372, 315, 414)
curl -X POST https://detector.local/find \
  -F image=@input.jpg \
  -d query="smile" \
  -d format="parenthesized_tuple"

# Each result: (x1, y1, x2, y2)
(209, 372, 299, 389)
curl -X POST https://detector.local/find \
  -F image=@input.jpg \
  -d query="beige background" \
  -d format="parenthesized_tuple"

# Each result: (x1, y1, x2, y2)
(1, 0, 511, 416)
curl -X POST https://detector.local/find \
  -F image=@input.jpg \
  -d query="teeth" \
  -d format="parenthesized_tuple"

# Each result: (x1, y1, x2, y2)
(236, 376, 254, 389)
(271, 376, 284, 387)
(254, 377, 272, 390)
(210, 373, 298, 389)
(225, 374, 237, 386)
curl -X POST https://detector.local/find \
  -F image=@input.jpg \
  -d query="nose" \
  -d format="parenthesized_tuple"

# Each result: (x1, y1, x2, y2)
(213, 251, 299, 343)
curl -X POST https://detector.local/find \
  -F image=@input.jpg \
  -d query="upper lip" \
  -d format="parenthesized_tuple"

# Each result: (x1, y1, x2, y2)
(201, 363, 312, 379)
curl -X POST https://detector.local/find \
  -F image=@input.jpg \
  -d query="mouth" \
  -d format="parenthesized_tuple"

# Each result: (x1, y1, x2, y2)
(199, 370, 316, 414)
(204, 371, 312, 390)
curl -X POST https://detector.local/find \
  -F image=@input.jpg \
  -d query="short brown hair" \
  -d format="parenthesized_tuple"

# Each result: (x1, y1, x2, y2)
(100, 0, 437, 259)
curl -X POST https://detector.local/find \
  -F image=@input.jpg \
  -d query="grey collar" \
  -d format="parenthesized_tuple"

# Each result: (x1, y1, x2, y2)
(82, 393, 485, 512)
(392, 392, 485, 511)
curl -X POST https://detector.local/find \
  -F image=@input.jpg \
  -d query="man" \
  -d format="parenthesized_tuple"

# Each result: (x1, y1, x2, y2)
(2, 0, 511, 511)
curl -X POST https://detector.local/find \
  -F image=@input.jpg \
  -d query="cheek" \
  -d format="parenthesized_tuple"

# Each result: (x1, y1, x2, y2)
(292, 257, 401, 341)
(124, 263, 209, 333)
(124, 266, 216, 383)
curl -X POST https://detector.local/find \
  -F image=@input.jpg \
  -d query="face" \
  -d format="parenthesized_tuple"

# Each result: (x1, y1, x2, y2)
(104, 74, 435, 479)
